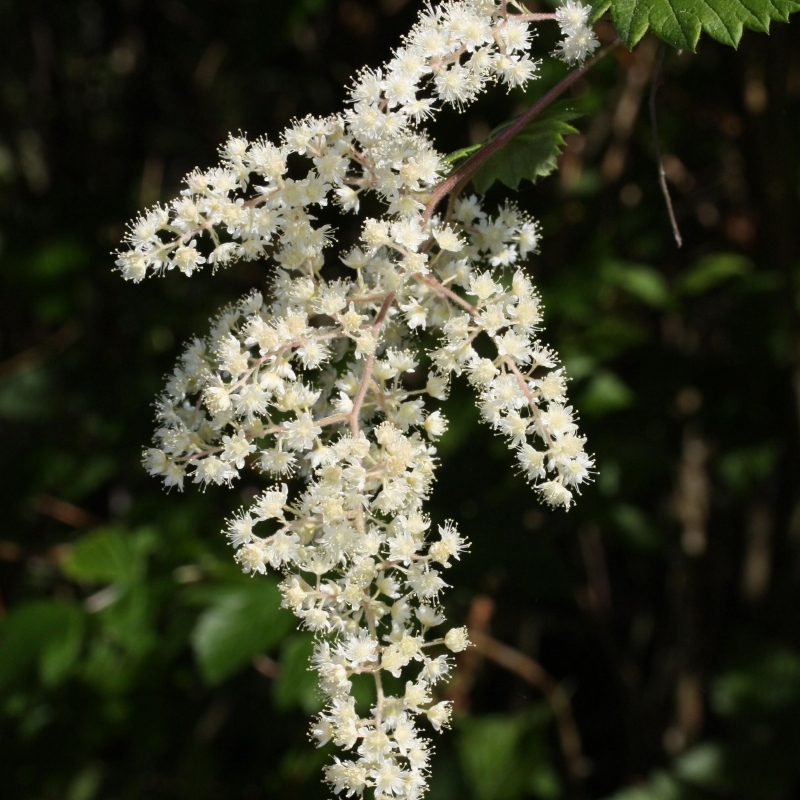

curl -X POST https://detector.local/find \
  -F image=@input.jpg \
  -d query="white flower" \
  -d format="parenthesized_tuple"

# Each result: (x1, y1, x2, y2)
(555, 24, 600, 66)
(434, 226, 464, 252)
(556, 0, 592, 33)
(426, 701, 452, 731)
(253, 484, 288, 519)
(423, 411, 448, 440)
(282, 412, 322, 451)
(538, 479, 574, 508)
(444, 626, 470, 653)
(221, 430, 256, 468)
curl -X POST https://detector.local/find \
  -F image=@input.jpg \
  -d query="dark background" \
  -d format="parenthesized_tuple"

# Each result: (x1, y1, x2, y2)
(2, 1, 800, 798)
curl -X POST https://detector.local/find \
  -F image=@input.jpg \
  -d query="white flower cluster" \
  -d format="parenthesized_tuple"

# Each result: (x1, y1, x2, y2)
(142, 196, 590, 506)
(555, 0, 601, 65)
(121, 1, 597, 797)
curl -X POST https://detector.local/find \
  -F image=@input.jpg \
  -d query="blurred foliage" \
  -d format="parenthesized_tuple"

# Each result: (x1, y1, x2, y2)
(2, 1, 800, 799)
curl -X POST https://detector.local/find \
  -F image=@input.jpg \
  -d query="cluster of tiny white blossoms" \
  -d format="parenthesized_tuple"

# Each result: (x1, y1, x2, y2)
(555, 0, 600, 64)
(119, 1, 597, 797)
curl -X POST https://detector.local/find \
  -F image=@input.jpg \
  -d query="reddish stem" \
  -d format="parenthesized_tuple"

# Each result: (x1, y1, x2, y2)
(422, 39, 620, 225)
(349, 291, 396, 434)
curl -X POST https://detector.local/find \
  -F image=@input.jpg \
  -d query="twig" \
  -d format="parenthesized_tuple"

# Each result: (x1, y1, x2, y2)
(649, 43, 683, 248)
(578, 524, 612, 616)
(470, 630, 586, 791)
(600, 36, 659, 182)
(0, 322, 82, 380)
(253, 654, 279, 679)
(34, 494, 101, 528)
(349, 291, 396, 435)
(422, 39, 621, 225)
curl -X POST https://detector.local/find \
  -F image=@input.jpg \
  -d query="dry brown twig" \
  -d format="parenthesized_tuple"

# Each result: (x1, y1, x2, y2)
(451, 595, 586, 793)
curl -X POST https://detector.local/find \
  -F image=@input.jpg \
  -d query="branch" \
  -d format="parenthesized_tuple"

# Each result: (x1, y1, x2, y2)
(422, 39, 621, 225)
(470, 630, 586, 791)
(350, 291, 396, 435)
(649, 43, 683, 248)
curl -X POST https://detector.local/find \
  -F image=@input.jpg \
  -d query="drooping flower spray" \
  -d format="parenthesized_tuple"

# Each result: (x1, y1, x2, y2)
(116, 2, 600, 796)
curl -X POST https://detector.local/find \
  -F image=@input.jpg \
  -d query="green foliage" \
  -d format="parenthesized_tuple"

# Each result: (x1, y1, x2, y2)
(62, 527, 155, 587)
(273, 633, 323, 713)
(711, 647, 800, 717)
(677, 253, 753, 295)
(579, 369, 636, 415)
(601, 261, 671, 308)
(190, 580, 294, 684)
(456, 707, 561, 800)
(0, 601, 85, 690)
(716, 441, 780, 493)
(0, 365, 53, 421)
(609, 503, 662, 549)
(607, 0, 800, 50)
(603, 771, 699, 799)
(469, 103, 581, 194)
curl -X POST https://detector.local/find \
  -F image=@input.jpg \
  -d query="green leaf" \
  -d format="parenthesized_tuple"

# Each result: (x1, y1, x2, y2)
(711, 647, 800, 717)
(65, 765, 103, 800)
(0, 365, 54, 421)
(40, 605, 85, 686)
(470, 103, 581, 194)
(590, 0, 613, 22)
(0, 601, 85, 690)
(678, 253, 753, 295)
(611, 503, 662, 550)
(601, 261, 670, 308)
(97, 585, 156, 657)
(443, 143, 482, 165)
(716, 441, 779, 493)
(28, 240, 87, 281)
(273, 633, 323, 713)
(191, 580, 294, 685)
(674, 743, 730, 791)
(603, 770, 695, 799)
(80, 639, 140, 695)
(579, 370, 635, 415)
(62, 527, 154, 586)
(611, 0, 800, 51)
(456, 707, 559, 800)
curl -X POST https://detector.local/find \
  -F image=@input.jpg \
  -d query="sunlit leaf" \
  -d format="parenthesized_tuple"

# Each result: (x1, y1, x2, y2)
(603, 770, 694, 799)
(611, 503, 662, 550)
(711, 647, 800, 717)
(611, 0, 800, 50)
(601, 261, 670, 308)
(456, 707, 558, 800)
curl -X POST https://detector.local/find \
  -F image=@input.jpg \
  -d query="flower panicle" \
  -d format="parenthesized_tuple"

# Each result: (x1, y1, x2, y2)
(122, 2, 597, 797)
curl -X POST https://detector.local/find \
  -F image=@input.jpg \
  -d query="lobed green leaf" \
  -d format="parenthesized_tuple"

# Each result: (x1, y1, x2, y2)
(468, 103, 582, 195)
